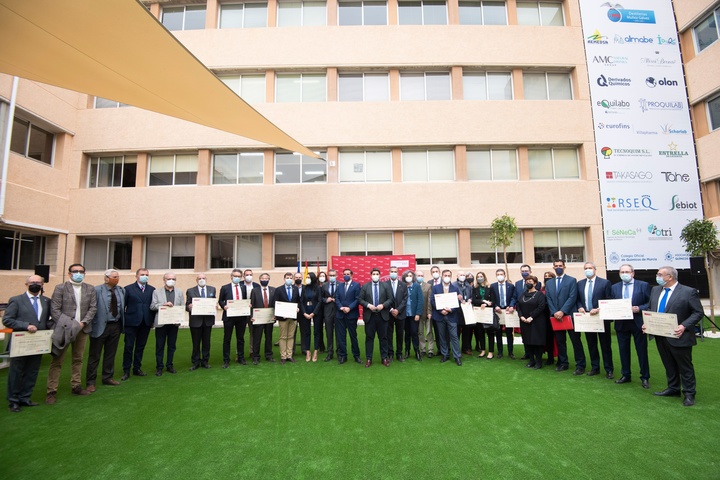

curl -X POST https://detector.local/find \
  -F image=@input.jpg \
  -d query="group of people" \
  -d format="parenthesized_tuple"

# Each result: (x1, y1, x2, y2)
(3, 259, 705, 412)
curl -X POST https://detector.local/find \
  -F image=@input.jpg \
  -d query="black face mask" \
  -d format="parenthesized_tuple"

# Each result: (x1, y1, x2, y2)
(295, 279, 302, 285)
(28, 284, 42, 294)
(526, 283, 534, 290)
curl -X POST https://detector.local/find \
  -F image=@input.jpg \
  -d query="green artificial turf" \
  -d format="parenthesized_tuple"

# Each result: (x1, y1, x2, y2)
(2, 328, 719, 479)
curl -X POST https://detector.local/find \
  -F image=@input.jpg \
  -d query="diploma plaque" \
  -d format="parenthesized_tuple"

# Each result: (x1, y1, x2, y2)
(500, 311, 520, 328)
(158, 306, 184, 325)
(573, 312, 605, 333)
(191, 297, 217, 316)
(460, 303, 477, 325)
(9, 330, 53, 357)
(252, 308, 275, 324)
(434, 293, 459, 311)
(474, 307, 495, 325)
(226, 299, 251, 317)
(599, 299, 633, 320)
(642, 311, 679, 338)
(275, 301, 298, 319)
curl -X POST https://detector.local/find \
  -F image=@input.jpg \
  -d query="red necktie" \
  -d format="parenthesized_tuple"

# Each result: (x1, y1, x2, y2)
(235, 284, 240, 300)
(263, 288, 269, 308)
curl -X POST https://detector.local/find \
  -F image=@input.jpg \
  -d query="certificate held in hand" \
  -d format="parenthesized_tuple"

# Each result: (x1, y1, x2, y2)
(275, 301, 298, 319)
(573, 312, 604, 333)
(158, 306, 185, 325)
(434, 293, 459, 311)
(10, 330, 53, 357)
(599, 299, 633, 320)
(191, 297, 217, 316)
(226, 299, 251, 317)
(642, 311, 679, 338)
(252, 308, 275, 324)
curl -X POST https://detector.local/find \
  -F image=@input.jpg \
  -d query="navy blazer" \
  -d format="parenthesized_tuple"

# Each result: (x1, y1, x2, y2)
(359, 281, 393, 321)
(490, 281, 516, 310)
(576, 276, 612, 312)
(430, 283, 461, 323)
(387, 280, 408, 319)
(274, 283, 300, 320)
(335, 281, 361, 321)
(611, 279, 651, 331)
(123, 282, 156, 328)
(649, 283, 704, 348)
(320, 281, 339, 320)
(250, 285, 275, 310)
(544, 275, 578, 316)
(218, 282, 249, 321)
(301, 285, 322, 317)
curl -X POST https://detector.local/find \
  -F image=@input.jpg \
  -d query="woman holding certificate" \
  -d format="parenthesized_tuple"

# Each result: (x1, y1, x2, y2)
(517, 276, 547, 369)
(471, 272, 492, 358)
(300, 273, 322, 362)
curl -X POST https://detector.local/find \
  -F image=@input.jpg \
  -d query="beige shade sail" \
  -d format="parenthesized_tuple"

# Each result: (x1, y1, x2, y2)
(0, 0, 316, 157)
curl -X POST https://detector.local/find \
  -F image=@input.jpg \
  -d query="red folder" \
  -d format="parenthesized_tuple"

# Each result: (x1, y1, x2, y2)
(551, 315, 573, 331)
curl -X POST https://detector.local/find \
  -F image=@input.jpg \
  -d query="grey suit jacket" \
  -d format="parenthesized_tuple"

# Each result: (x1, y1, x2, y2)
(92, 284, 125, 338)
(185, 285, 217, 328)
(2, 293, 51, 332)
(50, 281, 97, 334)
(150, 287, 185, 327)
(649, 283, 704, 347)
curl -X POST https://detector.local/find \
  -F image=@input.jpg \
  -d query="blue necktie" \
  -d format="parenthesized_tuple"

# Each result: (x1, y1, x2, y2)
(201, 287, 206, 298)
(623, 283, 630, 299)
(500, 284, 506, 308)
(373, 283, 379, 306)
(32, 296, 39, 318)
(658, 288, 670, 313)
(287, 286, 291, 300)
(586, 279, 593, 311)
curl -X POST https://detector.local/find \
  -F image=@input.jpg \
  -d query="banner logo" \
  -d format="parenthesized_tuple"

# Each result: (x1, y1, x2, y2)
(587, 30, 609, 44)
(660, 124, 689, 135)
(645, 76, 679, 88)
(605, 6, 656, 24)
(661, 171, 690, 183)
(638, 98, 684, 112)
(658, 142, 689, 157)
(647, 224, 673, 239)
(606, 195, 658, 211)
(669, 195, 698, 211)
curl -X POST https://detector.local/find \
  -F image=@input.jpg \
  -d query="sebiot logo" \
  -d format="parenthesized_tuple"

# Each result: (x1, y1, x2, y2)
(669, 195, 698, 211)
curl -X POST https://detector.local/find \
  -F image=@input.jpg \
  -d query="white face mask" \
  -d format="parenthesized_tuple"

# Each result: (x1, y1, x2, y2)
(305, 278, 312, 285)
(432, 272, 440, 280)
(197, 279, 206, 287)
(458, 276, 466, 282)
(406, 276, 414, 283)
(245, 275, 253, 283)
(319, 276, 326, 282)
(442, 276, 451, 284)
(620, 273, 632, 283)
(497, 275, 505, 282)
(371, 274, 380, 282)
(585, 269, 594, 278)
(166, 279, 175, 288)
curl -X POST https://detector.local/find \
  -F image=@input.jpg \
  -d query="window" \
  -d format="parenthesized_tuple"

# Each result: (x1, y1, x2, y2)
(339, 232, 393, 255)
(463, 72, 512, 100)
(524, 72, 572, 100)
(466, 149, 517, 180)
(404, 231, 457, 264)
(338, 73, 389, 101)
(213, 152, 264, 184)
(338, 0, 387, 25)
(218, 74, 266, 103)
(517, 2, 564, 26)
(338, 151, 392, 182)
(0, 229, 46, 270)
(398, 0, 447, 24)
(219, 3, 268, 28)
(534, 229, 585, 264)
(88, 156, 137, 188)
(274, 233, 327, 268)
(149, 154, 198, 186)
(709, 94, 720, 131)
(458, 1, 506, 25)
(10, 117, 54, 165)
(276, 73, 326, 102)
(210, 235, 263, 268)
(275, 151, 327, 183)
(400, 72, 451, 101)
(277, 0, 326, 26)
(94, 97, 129, 108)
(83, 237, 133, 271)
(693, 7, 720, 52)
(146, 236, 195, 270)
(162, 5, 206, 30)
(528, 148, 579, 180)
(470, 230, 522, 264)
(402, 150, 454, 182)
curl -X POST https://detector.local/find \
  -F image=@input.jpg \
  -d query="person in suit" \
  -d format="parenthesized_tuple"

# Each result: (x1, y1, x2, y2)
(86, 269, 124, 393)
(576, 262, 613, 378)
(275, 272, 301, 364)
(431, 269, 462, 366)
(416, 271, 435, 357)
(645, 266, 704, 407)
(386, 266, 408, 362)
(241, 269, 259, 356)
(320, 269, 339, 362)
(489, 269, 516, 359)
(454, 271, 474, 356)
(185, 273, 216, 370)
(313, 271, 327, 358)
(403, 270, 423, 361)
(611, 264, 651, 388)
(299, 272, 321, 362)
(545, 259, 583, 374)
(517, 275, 548, 369)
(428, 265, 442, 355)
(150, 272, 184, 376)
(541, 271, 556, 365)
(515, 264, 540, 361)
(335, 268, 362, 364)
(249, 273, 276, 365)
(471, 272, 492, 357)
(3, 275, 50, 412)
(358, 268, 393, 367)
(46, 263, 97, 404)
(122, 268, 156, 380)
(218, 269, 253, 368)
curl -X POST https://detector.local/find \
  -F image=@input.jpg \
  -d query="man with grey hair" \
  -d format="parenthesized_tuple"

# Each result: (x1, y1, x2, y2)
(86, 269, 125, 392)
(416, 270, 435, 357)
(644, 266, 704, 406)
(151, 272, 184, 376)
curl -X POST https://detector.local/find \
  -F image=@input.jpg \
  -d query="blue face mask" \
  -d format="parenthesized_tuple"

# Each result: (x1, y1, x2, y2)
(138, 275, 149, 284)
(555, 267, 564, 276)
(329, 276, 336, 283)
(344, 275, 351, 282)
(521, 272, 529, 278)
(285, 278, 293, 286)
(72, 273, 85, 283)
(232, 276, 242, 284)
(656, 276, 667, 286)
(389, 272, 397, 280)
(416, 277, 424, 283)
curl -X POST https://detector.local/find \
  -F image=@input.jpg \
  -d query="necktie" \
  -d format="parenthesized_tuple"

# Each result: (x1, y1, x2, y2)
(287, 286, 292, 300)
(373, 283, 379, 306)
(140, 284, 144, 292)
(201, 287, 206, 298)
(658, 288, 670, 313)
(235, 284, 240, 300)
(32, 296, 39, 318)
(557, 277, 561, 291)
(330, 283, 335, 297)
(623, 283, 630, 299)
(392, 281, 396, 298)
(586, 280, 593, 311)
(110, 287, 118, 317)
(500, 284, 506, 308)
(263, 288, 269, 308)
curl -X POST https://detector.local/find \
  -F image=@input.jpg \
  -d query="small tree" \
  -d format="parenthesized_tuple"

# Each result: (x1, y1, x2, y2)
(490, 214, 518, 281)
(680, 218, 720, 333)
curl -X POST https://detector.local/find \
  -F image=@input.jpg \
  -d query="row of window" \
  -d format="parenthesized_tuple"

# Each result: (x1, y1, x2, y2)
(80, 229, 585, 272)
(87, 147, 579, 188)
(161, 1, 563, 30)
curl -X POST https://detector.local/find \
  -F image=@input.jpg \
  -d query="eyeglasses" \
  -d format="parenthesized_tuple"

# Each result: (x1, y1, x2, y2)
(70, 270, 85, 274)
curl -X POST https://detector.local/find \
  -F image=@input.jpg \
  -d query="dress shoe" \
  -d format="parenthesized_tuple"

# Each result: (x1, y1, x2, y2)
(45, 392, 57, 405)
(86, 385, 97, 393)
(555, 365, 569, 372)
(252, 359, 259, 365)
(525, 361, 536, 368)
(573, 368, 585, 376)
(683, 394, 695, 407)
(545, 358, 555, 365)
(654, 388, 681, 397)
(398, 355, 406, 363)
(155, 369, 163, 376)
(72, 386, 90, 396)
(427, 352, 434, 358)
(121, 372, 130, 381)
(416, 352, 422, 361)
(606, 372, 614, 380)
(586, 369, 599, 377)
(103, 379, 120, 386)
(397, 353, 403, 361)
(166, 366, 176, 374)
(354, 357, 362, 364)
(440, 356, 449, 363)
(478, 351, 486, 358)
(365, 359, 372, 368)
(288, 358, 297, 363)
(404, 351, 410, 359)
(520, 353, 530, 360)
(306, 351, 312, 362)
(189, 365, 199, 371)
(266, 357, 276, 363)
(133, 369, 147, 377)
(615, 376, 632, 384)
(463, 350, 473, 356)
(509, 353, 516, 360)
(497, 353, 503, 359)
(201, 363, 211, 369)
(324, 354, 334, 362)
(19, 401, 39, 407)
(274, 341, 279, 346)
(338, 357, 347, 365)
(382, 358, 390, 367)
(9, 403, 21, 413)
(280, 359, 286, 365)
(486, 353, 494, 360)
(222, 361, 229, 369)
(533, 363, 542, 370)
(641, 379, 650, 389)
(238, 358, 247, 366)
(455, 358, 462, 366)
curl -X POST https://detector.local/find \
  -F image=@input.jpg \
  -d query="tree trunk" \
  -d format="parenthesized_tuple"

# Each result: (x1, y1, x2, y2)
(503, 246, 509, 282)
(705, 255, 716, 334)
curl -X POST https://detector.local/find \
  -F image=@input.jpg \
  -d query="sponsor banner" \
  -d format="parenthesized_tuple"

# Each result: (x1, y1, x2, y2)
(579, 0, 703, 270)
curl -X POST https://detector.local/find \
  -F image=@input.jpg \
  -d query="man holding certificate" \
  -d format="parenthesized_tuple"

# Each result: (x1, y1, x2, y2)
(151, 272, 184, 376)
(185, 274, 216, 371)
(3, 275, 50, 412)
(645, 266, 704, 407)
(576, 262, 613, 379)
(545, 259, 583, 375)
(218, 269, 254, 368)
(249, 273, 276, 365)
(430, 270, 462, 366)
(274, 272, 301, 364)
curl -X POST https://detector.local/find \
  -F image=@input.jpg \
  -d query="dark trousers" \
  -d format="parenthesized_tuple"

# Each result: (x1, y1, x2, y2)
(223, 317, 248, 362)
(251, 323, 274, 360)
(122, 324, 151, 373)
(324, 314, 335, 354)
(486, 328, 501, 353)
(585, 321, 614, 373)
(7, 354, 43, 404)
(336, 317, 360, 359)
(462, 324, 485, 352)
(299, 316, 312, 353)
(555, 328, 586, 369)
(387, 316, 405, 357)
(313, 310, 325, 351)
(190, 324, 212, 366)
(617, 326, 650, 380)
(436, 318, 461, 359)
(528, 344, 544, 366)
(365, 313, 388, 360)
(404, 317, 420, 353)
(155, 325, 179, 369)
(86, 321, 121, 385)
(656, 336, 696, 395)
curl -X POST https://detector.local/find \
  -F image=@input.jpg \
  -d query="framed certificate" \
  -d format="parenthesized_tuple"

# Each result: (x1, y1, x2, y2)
(226, 299, 251, 317)
(460, 303, 477, 324)
(474, 307, 495, 325)
(573, 312, 604, 333)
(434, 293, 459, 310)
(9, 330, 53, 357)
(599, 299, 633, 320)
(500, 311, 520, 328)
(252, 308, 275, 325)
(158, 306, 185, 325)
(275, 301, 298, 319)
(191, 297, 217, 316)
(642, 311, 679, 338)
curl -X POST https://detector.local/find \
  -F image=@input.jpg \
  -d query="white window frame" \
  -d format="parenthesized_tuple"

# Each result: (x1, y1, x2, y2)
(400, 71, 452, 101)
(161, 5, 207, 31)
(338, 72, 390, 101)
(274, 151, 328, 184)
(82, 237, 134, 271)
(527, 147, 580, 180)
(397, 0, 448, 25)
(707, 92, 720, 131)
(10, 115, 56, 166)
(209, 234, 264, 269)
(533, 229, 586, 264)
(401, 149, 455, 182)
(469, 229, 524, 264)
(218, 2, 269, 28)
(462, 71, 514, 100)
(692, 6, 720, 53)
(0, 229, 47, 270)
(458, 1, 508, 25)
(466, 148, 519, 181)
(403, 231, 458, 265)
(337, 0, 388, 25)
(338, 232, 394, 256)
(144, 236, 196, 270)
(275, 73, 327, 102)
(217, 73, 267, 103)
(88, 155, 137, 188)
(524, 72, 573, 100)
(338, 150, 392, 182)
(93, 97, 129, 108)
(516, 1, 564, 26)
(211, 152, 265, 185)
(276, 0, 327, 26)
(148, 153, 198, 186)
(273, 233, 328, 268)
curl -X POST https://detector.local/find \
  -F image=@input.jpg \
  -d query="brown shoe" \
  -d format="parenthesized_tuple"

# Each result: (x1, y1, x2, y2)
(45, 392, 57, 405)
(86, 385, 97, 393)
(102, 379, 120, 386)
(71, 386, 90, 396)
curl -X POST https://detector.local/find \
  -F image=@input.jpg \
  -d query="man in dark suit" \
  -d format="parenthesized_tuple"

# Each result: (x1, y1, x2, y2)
(576, 262, 613, 378)
(274, 272, 301, 364)
(185, 273, 217, 370)
(87, 269, 125, 393)
(122, 268, 155, 380)
(359, 268, 394, 367)
(320, 269, 339, 362)
(335, 268, 362, 364)
(386, 266, 408, 362)
(431, 269, 463, 365)
(3, 275, 50, 412)
(645, 266, 704, 406)
(545, 259, 583, 374)
(612, 263, 651, 389)
(249, 272, 276, 365)
(218, 269, 256, 368)
(490, 269, 517, 359)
